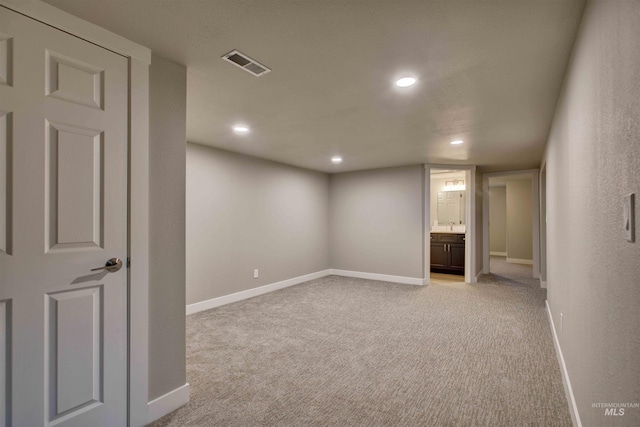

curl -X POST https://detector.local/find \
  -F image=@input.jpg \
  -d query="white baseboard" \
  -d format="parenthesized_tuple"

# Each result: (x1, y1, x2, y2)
(506, 257, 533, 265)
(186, 270, 331, 315)
(540, 280, 547, 289)
(490, 251, 507, 256)
(474, 270, 483, 283)
(148, 383, 190, 424)
(546, 301, 581, 427)
(330, 269, 424, 286)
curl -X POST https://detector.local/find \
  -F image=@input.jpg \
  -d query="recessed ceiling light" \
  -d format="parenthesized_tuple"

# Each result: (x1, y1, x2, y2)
(331, 156, 343, 164)
(395, 77, 417, 88)
(233, 125, 250, 133)
(450, 140, 464, 145)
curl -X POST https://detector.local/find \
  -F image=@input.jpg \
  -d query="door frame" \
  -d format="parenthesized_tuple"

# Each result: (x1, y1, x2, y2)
(539, 162, 547, 288)
(424, 164, 477, 284)
(482, 169, 540, 281)
(0, 1, 151, 425)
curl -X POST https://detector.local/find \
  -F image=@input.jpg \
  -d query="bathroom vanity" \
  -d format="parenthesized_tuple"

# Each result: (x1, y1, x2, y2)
(430, 232, 465, 275)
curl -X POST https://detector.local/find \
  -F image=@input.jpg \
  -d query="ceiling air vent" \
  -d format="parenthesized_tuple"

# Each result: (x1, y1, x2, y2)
(222, 50, 271, 77)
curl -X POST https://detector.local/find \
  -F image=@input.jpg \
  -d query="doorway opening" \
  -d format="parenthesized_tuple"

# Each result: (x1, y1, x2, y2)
(482, 170, 541, 284)
(425, 165, 476, 284)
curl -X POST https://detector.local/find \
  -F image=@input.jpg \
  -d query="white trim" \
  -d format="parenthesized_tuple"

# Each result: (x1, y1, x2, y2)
(468, 168, 477, 283)
(128, 59, 150, 427)
(482, 175, 490, 274)
(506, 257, 533, 265)
(540, 280, 547, 289)
(546, 301, 582, 427)
(186, 270, 331, 315)
(475, 270, 483, 283)
(331, 269, 424, 286)
(490, 251, 507, 256)
(424, 166, 430, 285)
(531, 170, 540, 278)
(147, 383, 190, 424)
(539, 163, 548, 283)
(0, 0, 151, 63)
(424, 164, 477, 284)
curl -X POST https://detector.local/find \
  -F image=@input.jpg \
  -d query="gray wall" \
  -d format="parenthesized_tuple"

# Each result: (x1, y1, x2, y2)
(544, 0, 640, 425)
(329, 166, 424, 278)
(148, 55, 187, 400)
(506, 180, 533, 261)
(186, 144, 330, 304)
(489, 187, 507, 253)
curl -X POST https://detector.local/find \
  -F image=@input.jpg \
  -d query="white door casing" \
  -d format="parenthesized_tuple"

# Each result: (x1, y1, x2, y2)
(0, 7, 129, 427)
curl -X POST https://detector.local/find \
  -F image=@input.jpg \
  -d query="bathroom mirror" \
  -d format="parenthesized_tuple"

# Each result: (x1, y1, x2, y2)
(437, 190, 466, 225)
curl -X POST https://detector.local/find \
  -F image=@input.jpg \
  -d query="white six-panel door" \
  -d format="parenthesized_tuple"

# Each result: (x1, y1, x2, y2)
(0, 6, 128, 427)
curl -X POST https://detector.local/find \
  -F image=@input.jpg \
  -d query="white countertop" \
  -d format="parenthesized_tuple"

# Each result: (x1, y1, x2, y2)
(430, 230, 466, 234)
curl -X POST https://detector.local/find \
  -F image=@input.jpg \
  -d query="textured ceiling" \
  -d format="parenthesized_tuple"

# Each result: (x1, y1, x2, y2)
(43, 0, 585, 173)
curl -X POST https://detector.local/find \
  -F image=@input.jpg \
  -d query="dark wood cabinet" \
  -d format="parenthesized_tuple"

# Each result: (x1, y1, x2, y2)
(430, 233, 465, 275)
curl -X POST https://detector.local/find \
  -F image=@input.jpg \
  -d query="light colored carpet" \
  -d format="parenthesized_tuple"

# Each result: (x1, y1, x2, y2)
(488, 256, 535, 285)
(149, 267, 570, 426)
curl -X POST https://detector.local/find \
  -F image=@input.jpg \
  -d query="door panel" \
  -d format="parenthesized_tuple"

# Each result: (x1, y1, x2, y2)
(45, 51, 104, 110)
(0, 111, 10, 254)
(0, 299, 9, 427)
(45, 121, 104, 252)
(46, 287, 102, 417)
(0, 32, 10, 86)
(0, 7, 128, 427)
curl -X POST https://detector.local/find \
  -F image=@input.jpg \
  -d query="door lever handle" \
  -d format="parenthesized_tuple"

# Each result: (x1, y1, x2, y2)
(91, 258, 123, 273)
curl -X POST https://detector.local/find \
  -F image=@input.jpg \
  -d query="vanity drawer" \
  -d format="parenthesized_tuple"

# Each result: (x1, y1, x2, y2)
(431, 233, 466, 243)
(439, 234, 458, 243)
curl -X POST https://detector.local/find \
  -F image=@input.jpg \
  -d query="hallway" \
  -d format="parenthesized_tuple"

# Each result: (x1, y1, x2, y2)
(487, 256, 536, 287)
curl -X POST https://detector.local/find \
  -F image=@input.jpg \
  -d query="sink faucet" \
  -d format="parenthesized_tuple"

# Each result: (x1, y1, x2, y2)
(449, 221, 454, 231)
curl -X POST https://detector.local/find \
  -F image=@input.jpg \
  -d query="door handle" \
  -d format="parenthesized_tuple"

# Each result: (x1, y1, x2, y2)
(91, 258, 123, 273)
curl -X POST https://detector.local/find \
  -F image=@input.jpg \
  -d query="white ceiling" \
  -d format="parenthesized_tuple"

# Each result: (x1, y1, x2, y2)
(43, 0, 585, 173)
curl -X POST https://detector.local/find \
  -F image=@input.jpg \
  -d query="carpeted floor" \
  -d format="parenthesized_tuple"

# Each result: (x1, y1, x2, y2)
(488, 256, 536, 285)
(150, 261, 570, 426)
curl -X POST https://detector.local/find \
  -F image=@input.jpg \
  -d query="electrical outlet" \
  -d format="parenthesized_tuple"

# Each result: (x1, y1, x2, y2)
(560, 313, 563, 332)
(253, 269, 259, 279)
